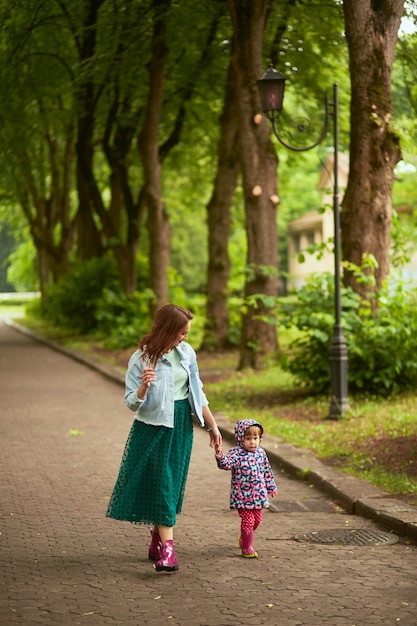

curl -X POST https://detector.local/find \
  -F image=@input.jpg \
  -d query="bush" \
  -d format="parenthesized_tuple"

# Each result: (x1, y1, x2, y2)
(40, 255, 121, 333)
(95, 288, 154, 349)
(279, 272, 417, 395)
(31, 256, 210, 349)
(96, 288, 208, 350)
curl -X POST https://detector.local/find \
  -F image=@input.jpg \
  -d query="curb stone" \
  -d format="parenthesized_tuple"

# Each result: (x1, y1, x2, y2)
(5, 318, 417, 544)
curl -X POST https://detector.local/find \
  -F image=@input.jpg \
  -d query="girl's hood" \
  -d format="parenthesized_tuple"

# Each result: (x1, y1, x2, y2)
(234, 418, 264, 448)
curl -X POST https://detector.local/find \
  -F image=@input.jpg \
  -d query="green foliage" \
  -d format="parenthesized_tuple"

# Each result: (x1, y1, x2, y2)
(0, 224, 16, 291)
(95, 289, 154, 349)
(164, 166, 211, 294)
(391, 165, 417, 272)
(348, 281, 417, 393)
(6, 238, 39, 292)
(37, 256, 121, 334)
(226, 295, 243, 346)
(24, 250, 209, 349)
(279, 270, 417, 396)
(1, 0, 416, 338)
(394, 28, 417, 154)
(279, 273, 338, 390)
(0, 215, 39, 292)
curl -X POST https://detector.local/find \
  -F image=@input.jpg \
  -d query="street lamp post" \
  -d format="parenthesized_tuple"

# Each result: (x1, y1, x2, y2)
(258, 64, 348, 419)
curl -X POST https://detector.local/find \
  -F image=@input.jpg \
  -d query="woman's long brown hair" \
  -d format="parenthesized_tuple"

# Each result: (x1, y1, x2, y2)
(138, 304, 194, 367)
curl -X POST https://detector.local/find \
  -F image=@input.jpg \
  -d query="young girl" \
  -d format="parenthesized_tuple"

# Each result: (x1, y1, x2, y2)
(214, 419, 277, 558)
(106, 304, 221, 572)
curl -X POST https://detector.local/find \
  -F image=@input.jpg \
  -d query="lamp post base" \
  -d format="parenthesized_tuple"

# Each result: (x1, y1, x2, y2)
(327, 324, 349, 420)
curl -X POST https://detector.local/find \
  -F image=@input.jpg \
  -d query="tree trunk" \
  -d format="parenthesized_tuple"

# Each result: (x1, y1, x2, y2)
(139, 0, 171, 314)
(228, 0, 279, 369)
(103, 116, 142, 295)
(19, 127, 75, 296)
(107, 171, 140, 295)
(75, 0, 105, 260)
(341, 0, 404, 297)
(202, 57, 240, 351)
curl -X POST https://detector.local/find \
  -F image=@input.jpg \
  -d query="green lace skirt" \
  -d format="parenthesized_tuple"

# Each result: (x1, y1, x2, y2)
(106, 399, 194, 527)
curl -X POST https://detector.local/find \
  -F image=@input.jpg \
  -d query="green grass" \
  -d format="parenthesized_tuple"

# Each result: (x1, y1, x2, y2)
(0, 302, 28, 318)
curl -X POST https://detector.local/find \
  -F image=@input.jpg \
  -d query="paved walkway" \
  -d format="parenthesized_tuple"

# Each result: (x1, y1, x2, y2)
(1, 320, 416, 626)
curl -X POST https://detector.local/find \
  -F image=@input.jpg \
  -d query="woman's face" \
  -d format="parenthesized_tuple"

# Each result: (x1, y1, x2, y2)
(172, 321, 191, 347)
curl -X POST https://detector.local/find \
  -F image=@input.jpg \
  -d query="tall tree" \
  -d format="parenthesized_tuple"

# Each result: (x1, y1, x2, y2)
(72, 0, 106, 260)
(341, 0, 405, 296)
(138, 0, 172, 311)
(228, 0, 279, 368)
(0, 0, 229, 304)
(139, 0, 224, 312)
(0, 0, 77, 294)
(203, 52, 240, 350)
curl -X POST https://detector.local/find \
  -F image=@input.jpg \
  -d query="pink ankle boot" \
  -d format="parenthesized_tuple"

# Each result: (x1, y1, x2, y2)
(240, 530, 258, 558)
(154, 539, 178, 572)
(148, 528, 162, 561)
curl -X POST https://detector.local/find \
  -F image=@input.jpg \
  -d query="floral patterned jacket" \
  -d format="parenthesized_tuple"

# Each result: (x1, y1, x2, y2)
(215, 419, 277, 510)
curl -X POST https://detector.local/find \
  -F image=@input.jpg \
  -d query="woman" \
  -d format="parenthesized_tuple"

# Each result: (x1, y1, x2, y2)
(106, 304, 221, 572)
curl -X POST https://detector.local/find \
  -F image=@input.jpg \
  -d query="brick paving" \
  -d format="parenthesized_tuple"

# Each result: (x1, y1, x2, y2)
(1, 320, 417, 626)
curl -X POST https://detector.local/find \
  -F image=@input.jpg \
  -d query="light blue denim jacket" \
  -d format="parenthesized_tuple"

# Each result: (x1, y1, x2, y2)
(124, 342, 209, 428)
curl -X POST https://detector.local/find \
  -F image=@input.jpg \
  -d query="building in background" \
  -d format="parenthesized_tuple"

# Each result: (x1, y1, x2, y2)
(287, 153, 349, 290)
(287, 153, 417, 290)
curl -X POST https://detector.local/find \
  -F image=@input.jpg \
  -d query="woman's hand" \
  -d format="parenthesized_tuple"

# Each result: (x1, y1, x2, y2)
(202, 407, 222, 448)
(209, 426, 222, 449)
(142, 367, 156, 387)
(137, 367, 156, 400)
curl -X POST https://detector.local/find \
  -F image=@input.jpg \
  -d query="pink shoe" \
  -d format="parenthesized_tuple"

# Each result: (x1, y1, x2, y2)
(240, 531, 258, 558)
(148, 528, 162, 561)
(154, 540, 178, 572)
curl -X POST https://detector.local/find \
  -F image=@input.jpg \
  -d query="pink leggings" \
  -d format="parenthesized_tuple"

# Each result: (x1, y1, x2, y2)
(238, 509, 263, 532)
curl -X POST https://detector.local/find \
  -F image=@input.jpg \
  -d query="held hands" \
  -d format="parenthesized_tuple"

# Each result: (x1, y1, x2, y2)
(202, 407, 222, 450)
(214, 441, 223, 456)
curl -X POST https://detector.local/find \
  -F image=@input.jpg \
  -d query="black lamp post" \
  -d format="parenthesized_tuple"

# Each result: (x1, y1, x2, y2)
(258, 63, 348, 419)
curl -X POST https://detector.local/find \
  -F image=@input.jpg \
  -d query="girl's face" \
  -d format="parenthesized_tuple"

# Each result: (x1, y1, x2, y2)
(172, 321, 191, 348)
(243, 428, 261, 452)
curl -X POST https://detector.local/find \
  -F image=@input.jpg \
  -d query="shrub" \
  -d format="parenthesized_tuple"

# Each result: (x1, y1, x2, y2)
(40, 255, 121, 333)
(279, 272, 417, 395)
(95, 288, 154, 349)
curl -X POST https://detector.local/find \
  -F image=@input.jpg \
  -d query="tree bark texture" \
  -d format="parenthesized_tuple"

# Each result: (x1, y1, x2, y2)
(202, 57, 240, 351)
(75, 0, 105, 261)
(103, 109, 142, 295)
(20, 130, 75, 295)
(228, 0, 279, 369)
(138, 0, 171, 314)
(341, 0, 404, 296)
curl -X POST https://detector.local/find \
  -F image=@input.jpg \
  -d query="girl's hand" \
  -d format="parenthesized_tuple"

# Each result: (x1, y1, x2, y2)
(214, 441, 223, 455)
